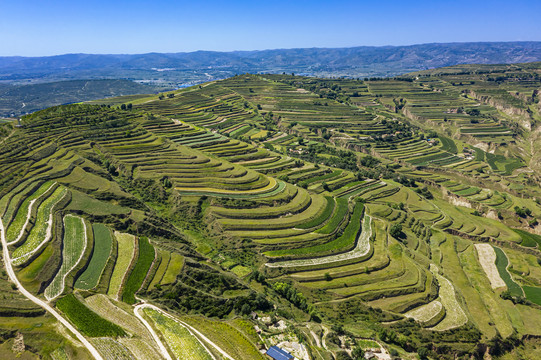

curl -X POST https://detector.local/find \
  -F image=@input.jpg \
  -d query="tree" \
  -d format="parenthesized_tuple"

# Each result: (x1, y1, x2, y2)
(351, 347, 364, 360)
(107, 164, 117, 176)
(324, 273, 332, 281)
(335, 351, 352, 360)
(418, 347, 429, 360)
(514, 206, 532, 218)
(390, 223, 403, 238)
(501, 290, 512, 300)
(322, 182, 330, 192)
(120, 104, 126, 110)
(162, 177, 172, 188)
(415, 187, 433, 199)
(240, 303, 251, 315)
(360, 155, 380, 168)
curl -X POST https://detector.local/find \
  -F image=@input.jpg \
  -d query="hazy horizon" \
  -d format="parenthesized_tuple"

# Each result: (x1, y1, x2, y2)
(2, 40, 541, 58)
(2, 0, 540, 57)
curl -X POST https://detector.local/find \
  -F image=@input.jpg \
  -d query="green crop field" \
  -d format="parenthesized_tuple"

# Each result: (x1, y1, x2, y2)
(92, 337, 135, 360)
(56, 294, 126, 337)
(266, 202, 363, 258)
(11, 187, 67, 265)
(122, 237, 155, 304)
(5, 181, 55, 242)
(149, 250, 170, 289)
(512, 229, 541, 248)
(107, 232, 136, 299)
(44, 215, 87, 300)
(85, 294, 154, 343)
(75, 223, 113, 290)
(160, 252, 184, 285)
(315, 197, 349, 234)
(524, 286, 541, 306)
(180, 315, 266, 360)
(144, 308, 214, 360)
(493, 246, 524, 297)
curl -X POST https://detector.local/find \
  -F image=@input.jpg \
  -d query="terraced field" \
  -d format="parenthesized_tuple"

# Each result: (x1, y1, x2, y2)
(1, 65, 541, 359)
(144, 308, 214, 360)
(4, 181, 56, 244)
(11, 186, 68, 265)
(44, 215, 88, 300)
(107, 232, 137, 300)
(122, 237, 155, 304)
(75, 224, 113, 290)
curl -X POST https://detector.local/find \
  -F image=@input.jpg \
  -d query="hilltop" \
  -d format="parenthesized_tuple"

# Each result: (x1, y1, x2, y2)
(0, 63, 541, 359)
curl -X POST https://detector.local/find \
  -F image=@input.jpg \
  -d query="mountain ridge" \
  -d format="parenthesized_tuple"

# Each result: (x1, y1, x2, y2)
(2, 41, 541, 80)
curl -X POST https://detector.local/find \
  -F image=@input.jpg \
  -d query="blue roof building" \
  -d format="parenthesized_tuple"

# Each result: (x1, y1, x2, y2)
(266, 345, 294, 360)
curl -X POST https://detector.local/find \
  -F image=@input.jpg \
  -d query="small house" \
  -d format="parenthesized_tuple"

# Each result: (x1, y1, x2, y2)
(265, 345, 294, 360)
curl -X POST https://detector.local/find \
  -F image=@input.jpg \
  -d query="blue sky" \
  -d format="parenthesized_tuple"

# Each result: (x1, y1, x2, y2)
(1, 0, 540, 56)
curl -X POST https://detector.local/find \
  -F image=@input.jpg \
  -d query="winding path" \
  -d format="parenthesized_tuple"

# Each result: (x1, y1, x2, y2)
(134, 303, 232, 360)
(0, 217, 104, 360)
(133, 304, 173, 360)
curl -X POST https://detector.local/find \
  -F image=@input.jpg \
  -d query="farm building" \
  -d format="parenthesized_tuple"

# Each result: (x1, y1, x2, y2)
(266, 345, 294, 360)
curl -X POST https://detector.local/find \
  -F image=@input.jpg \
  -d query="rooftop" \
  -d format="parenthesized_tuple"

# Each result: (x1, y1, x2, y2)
(266, 346, 294, 360)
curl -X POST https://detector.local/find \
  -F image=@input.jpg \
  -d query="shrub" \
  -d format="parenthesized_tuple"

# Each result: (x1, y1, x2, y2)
(351, 347, 365, 360)
(415, 186, 433, 199)
(418, 347, 429, 360)
(272, 282, 311, 313)
(514, 206, 532, 218)
(336, 351, 352, 360)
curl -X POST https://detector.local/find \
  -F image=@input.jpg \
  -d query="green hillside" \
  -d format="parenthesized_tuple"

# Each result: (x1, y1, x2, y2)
(1, 64, 541, 359)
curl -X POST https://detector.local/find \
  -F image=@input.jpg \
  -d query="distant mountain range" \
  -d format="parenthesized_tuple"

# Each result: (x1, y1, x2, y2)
(2, 42, 541, 84)
(1, 41, 540, 116)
